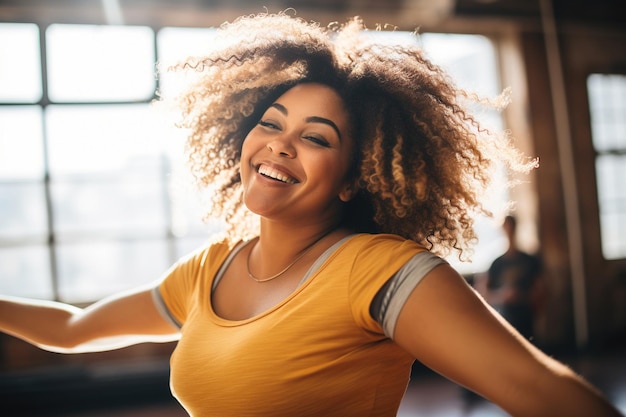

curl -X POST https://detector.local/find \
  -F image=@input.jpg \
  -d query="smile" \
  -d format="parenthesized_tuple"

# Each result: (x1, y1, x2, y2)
(257, 164, 299, 184)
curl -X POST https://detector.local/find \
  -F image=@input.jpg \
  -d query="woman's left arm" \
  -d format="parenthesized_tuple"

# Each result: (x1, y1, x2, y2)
(393, 263, 623, 417)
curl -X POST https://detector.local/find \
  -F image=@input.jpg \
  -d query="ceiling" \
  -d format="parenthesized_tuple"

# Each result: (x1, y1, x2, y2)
(0, 0, 623, 30)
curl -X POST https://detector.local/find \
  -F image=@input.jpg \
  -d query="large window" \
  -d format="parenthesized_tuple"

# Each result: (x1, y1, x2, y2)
(587, 73, 626, 260)
(0, 23, 212, 303)
(0, 22, 505, 303)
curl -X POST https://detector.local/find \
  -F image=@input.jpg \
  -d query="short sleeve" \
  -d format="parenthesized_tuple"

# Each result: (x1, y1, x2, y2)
(154, 239, 232, 328)
(347, 234, 428, 334)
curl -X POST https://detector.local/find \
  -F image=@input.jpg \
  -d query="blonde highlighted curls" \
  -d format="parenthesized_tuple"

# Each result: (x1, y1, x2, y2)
(167, 11, 536, 258)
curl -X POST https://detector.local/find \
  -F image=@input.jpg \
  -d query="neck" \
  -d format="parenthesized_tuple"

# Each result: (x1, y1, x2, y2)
(247, 222, 342, 283)
(505, 242, 518, 255)
(254, 220, 344, 266)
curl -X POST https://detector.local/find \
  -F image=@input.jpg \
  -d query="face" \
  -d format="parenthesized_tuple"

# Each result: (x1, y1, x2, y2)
(240, 83, 355, 223)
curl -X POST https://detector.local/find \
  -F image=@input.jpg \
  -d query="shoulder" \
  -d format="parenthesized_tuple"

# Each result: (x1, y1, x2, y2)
(338, 233, 430, 273)
(158, 234, 244, 298)
(343, 233, 427, 252)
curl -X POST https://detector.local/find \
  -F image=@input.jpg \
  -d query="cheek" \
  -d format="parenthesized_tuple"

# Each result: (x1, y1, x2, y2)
(239, 138, 255, 186)
(308, 155, 351, 191)
(241, 130, 264, 158)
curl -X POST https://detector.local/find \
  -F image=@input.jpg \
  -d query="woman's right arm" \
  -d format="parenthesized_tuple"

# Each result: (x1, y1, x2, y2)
(0, 286, 179, 354)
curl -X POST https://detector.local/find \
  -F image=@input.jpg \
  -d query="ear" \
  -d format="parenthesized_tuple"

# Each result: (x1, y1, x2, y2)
(338, 179, 358, 202)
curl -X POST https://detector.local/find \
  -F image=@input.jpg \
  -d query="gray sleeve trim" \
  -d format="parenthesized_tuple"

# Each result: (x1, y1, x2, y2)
(151, 286, 182, 330)
(212, 240, 248, 291)
(379, 251, 447, 338)
(297, 235, 355, 287)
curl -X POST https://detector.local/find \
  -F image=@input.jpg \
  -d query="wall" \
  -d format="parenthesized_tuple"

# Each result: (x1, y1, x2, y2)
(521, 22, 626, 351)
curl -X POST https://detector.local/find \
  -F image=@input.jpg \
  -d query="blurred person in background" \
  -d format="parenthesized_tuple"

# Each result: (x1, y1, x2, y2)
(487, 215, 544, 341)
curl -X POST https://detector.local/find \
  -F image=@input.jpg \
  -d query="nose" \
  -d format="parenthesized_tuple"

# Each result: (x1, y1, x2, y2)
(266, 136, 296, 158)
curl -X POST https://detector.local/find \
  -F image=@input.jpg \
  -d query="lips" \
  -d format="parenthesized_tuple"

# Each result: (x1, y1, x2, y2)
(257, 164, 299, 184)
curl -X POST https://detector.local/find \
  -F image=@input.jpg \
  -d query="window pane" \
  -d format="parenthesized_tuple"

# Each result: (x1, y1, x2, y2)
(588, 74, 626, 152)
(0, 106, 45, 180)
(0, 23, 42, 102)
(46, 103, 164, 177)
(0, 245, 53, 299)
(46, 24, 155, 102)
(421, 33, 500, 97)
(595, 155, 626, 259)
(157, 27, 216, 99)
(0, 183, 48, 240)
(45, 103, 169, 236)
(56, 239, 170, 303)
(169, 181, 217, 238)
(588, 73, 626, 260)
(51, 179, 167, 236)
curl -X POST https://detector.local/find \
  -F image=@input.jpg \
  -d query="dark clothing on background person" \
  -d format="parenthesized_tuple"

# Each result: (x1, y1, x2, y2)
(487, 250, 541, 339)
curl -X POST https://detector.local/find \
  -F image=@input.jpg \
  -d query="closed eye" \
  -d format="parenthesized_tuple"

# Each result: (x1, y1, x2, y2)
(258, 120, 280, 130)
(303, 135, 330, 148)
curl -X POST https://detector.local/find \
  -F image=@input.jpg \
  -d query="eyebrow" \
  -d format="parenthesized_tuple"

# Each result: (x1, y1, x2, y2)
(270, 103, 342, 140)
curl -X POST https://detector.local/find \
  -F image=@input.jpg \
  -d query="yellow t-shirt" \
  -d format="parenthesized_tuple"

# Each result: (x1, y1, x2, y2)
(157, 233, 428, 416)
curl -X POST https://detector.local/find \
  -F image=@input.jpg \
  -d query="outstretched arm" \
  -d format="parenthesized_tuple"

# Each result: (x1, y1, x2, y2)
(393, 263, 623, 417)
(0, 286, 179, 354)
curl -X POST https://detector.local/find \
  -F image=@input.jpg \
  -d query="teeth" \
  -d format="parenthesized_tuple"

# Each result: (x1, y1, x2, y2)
(258, 165, 297, 184)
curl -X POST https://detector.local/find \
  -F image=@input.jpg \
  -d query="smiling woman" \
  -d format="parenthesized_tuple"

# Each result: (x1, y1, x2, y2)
(0, 12, 623, 417)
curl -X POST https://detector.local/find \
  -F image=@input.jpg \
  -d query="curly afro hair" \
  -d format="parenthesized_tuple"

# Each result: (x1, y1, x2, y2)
(165, 11, 536, 259)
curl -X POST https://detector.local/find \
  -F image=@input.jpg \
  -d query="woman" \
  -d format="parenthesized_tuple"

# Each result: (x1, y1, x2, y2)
(0, 12, 622, 417)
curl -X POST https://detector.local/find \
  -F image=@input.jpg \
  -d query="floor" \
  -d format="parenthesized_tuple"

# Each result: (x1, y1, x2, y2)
(44, 350, 626, 417)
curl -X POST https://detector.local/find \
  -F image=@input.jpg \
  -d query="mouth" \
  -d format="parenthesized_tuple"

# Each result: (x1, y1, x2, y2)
(257, 164, 299, 184)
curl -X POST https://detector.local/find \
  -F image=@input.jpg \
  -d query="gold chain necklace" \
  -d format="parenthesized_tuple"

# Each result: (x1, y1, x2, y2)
(246, 231, 332, 283)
